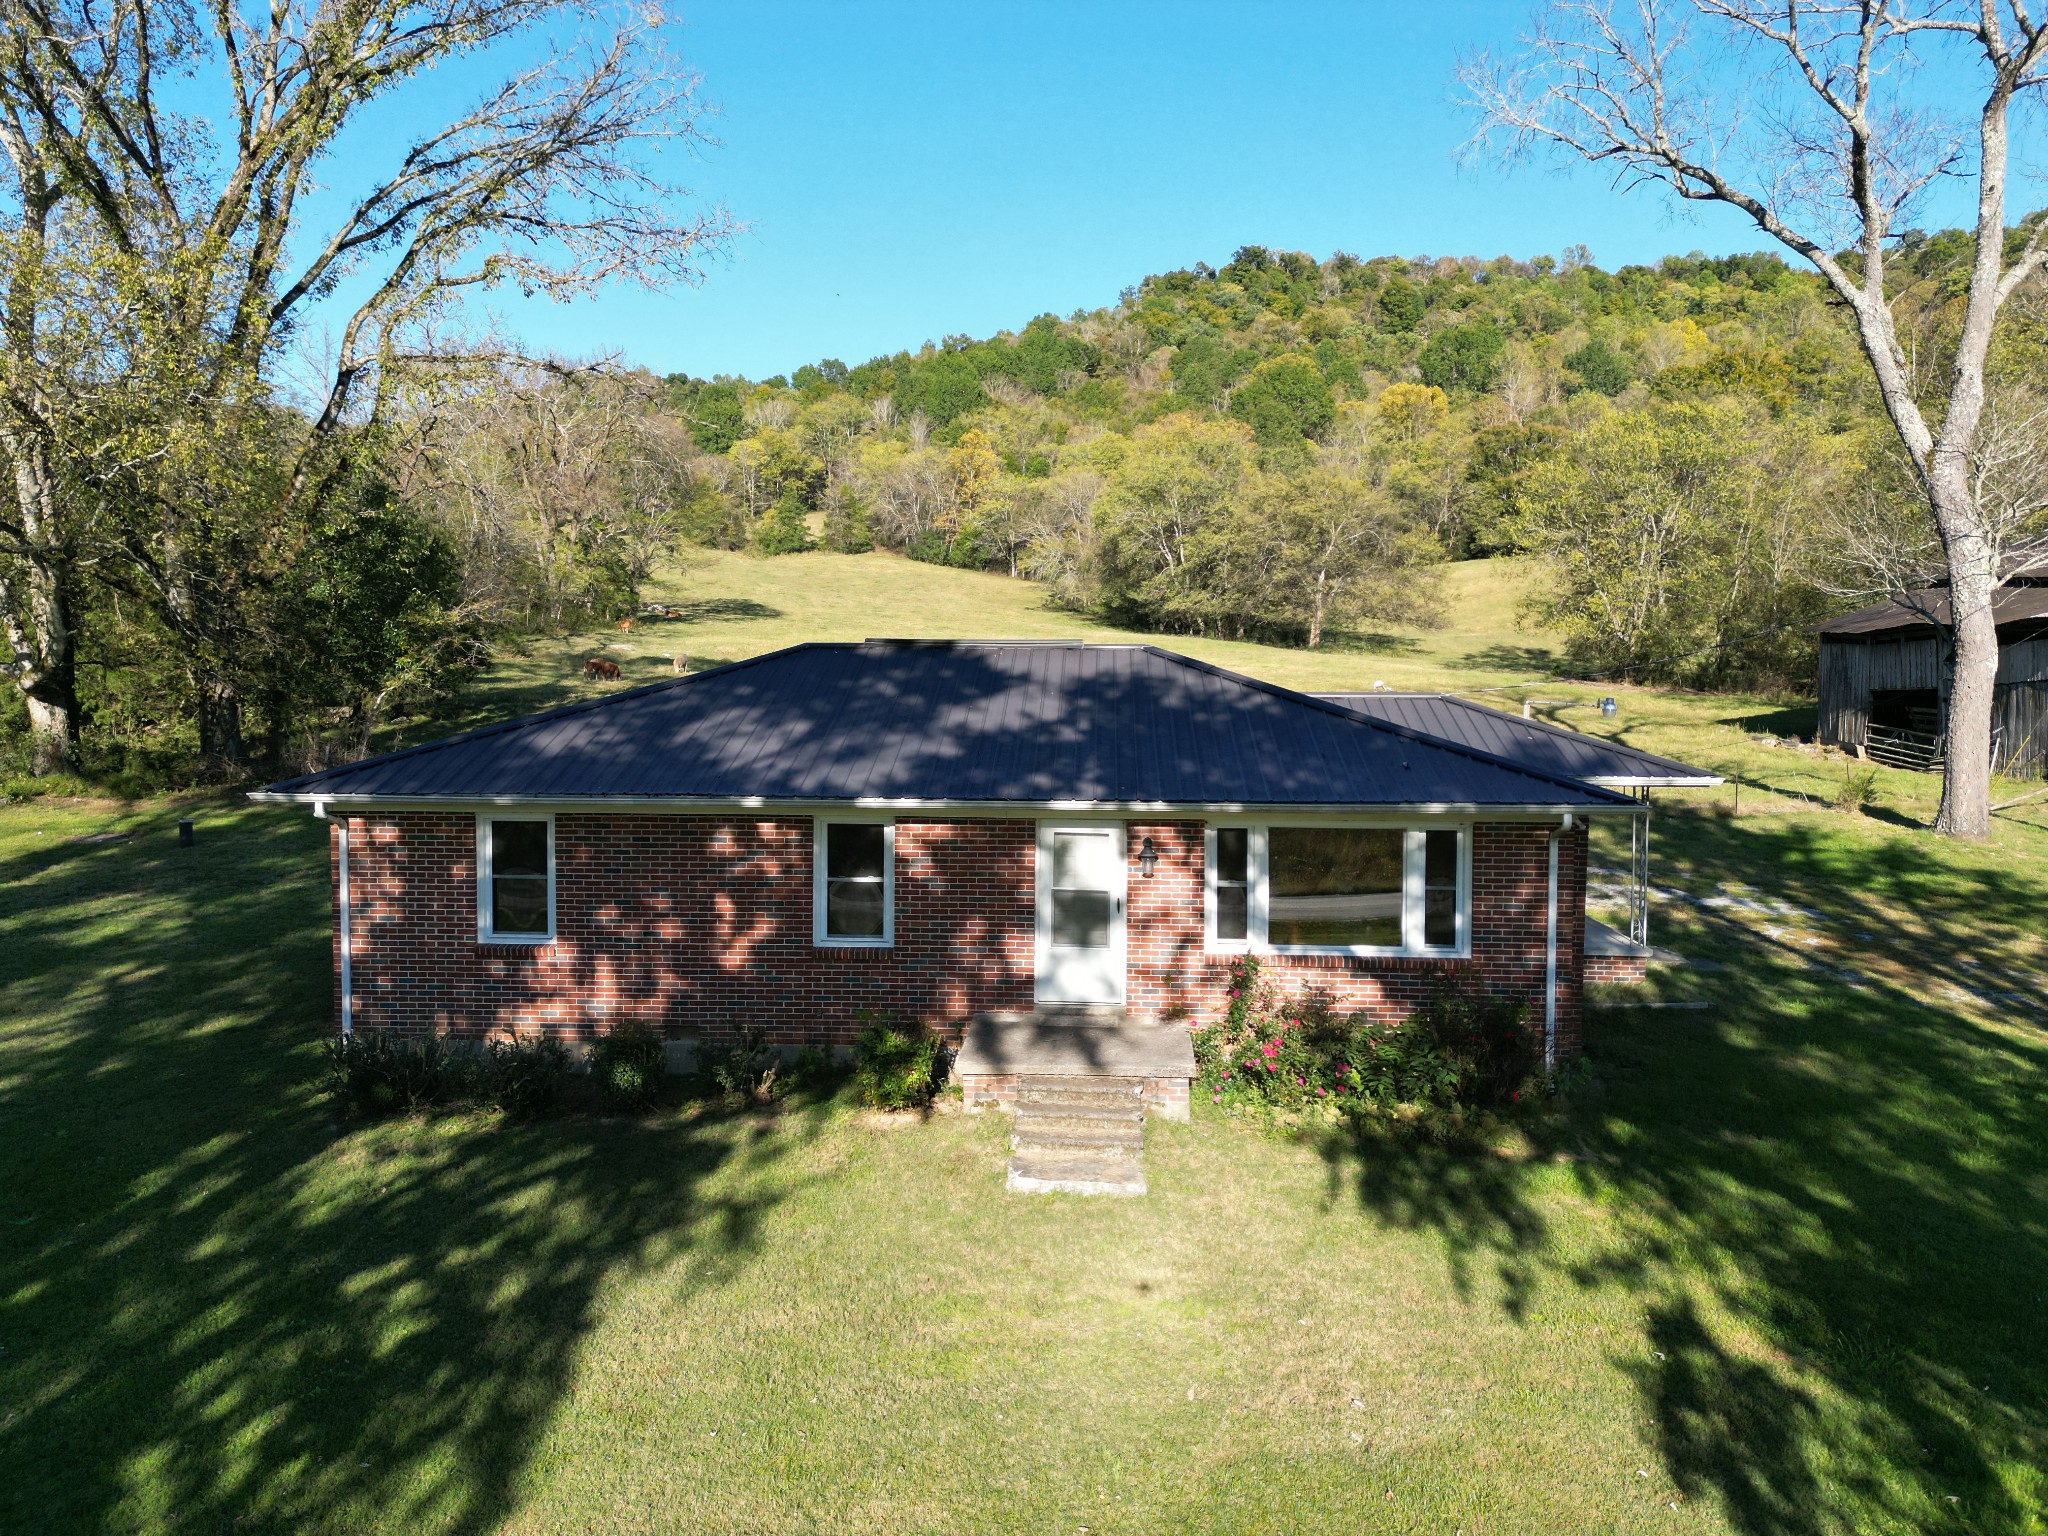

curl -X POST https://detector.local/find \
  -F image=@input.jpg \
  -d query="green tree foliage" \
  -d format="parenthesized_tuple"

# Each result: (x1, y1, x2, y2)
(0, 0, 726, 777)
(274, 490, 480, 761)
(1509, 402, 1839, 688)
(1228, 354, 1336, 444)
(753, 489, 816, 555)
(652, 235, 2048, 688)
(1563, 338, 1633, 396)
(1377, 276, 1426, 332)
(1088, 415, 1435, 643)
(819, 484, 874, 554)
(1418, 322, 1506, 393)
(668, 377, 748, 452)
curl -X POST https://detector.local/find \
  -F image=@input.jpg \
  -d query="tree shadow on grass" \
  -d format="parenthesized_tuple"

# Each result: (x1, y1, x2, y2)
(1318, 813, 2048, 1535)
(1455, 643, 1560, 675)
(1316, 630, 1422, 658)
(0, 806, 816, 1535)
(643, 597, 783, 624)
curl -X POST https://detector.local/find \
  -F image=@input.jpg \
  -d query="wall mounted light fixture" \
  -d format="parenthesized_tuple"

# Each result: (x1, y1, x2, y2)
(1137, 836, 1158, 878)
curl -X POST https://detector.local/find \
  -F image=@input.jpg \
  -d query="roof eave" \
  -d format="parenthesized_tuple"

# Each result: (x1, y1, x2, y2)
(247, 790, 1641, 816)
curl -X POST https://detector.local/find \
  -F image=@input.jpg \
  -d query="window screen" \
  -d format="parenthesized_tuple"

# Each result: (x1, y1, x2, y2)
(1049, 829, 1115, 948)
(824, 823, 887, 938)
(488, 820, 550, 936)
(1422, 828, 1459, 948)
(1213, 827, 1250, 941)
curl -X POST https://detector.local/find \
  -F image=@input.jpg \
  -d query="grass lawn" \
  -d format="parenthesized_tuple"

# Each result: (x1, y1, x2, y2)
(4, 553, 2047, 1534)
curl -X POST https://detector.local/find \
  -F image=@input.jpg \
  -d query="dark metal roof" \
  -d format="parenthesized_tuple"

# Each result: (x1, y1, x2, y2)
(1314, 693, 1722, 788)
(1817, 586, 2048, 636)
(254, 641, 1633, 810)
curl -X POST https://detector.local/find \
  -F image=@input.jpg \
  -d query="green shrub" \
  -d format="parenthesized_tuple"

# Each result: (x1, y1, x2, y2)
(852, 1010, 940, 1110)
(1835, 762, 1883, 814)
(593, 1022, 667, 1113)
(777, 1044, 846, 1101)
(1338, 1015, 1460, 1110)
(486, 1036, 570, 1118)
(705, 1024, 773, 1103)
(1191, 960, 1538, 1121)
(1409, 975, 1537, 1108)
(323, 1031, 451, 1116)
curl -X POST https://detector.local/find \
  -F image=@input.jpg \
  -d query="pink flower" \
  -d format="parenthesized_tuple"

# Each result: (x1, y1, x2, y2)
(1318, 1088, 1327, 1097)
(1260, 1042, 1278, 1059)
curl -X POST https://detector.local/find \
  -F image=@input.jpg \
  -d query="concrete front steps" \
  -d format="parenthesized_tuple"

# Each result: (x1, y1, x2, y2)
(1006, 1076, 1148, 1196)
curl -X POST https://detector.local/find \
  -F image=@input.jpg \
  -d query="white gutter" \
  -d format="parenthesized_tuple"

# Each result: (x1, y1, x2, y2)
(247, 790, 1641, 818)
(1544, 812, 1575, 1075)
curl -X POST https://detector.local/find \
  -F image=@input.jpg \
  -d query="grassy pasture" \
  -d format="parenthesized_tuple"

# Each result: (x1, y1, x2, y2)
(3, 551, 2046, 1534)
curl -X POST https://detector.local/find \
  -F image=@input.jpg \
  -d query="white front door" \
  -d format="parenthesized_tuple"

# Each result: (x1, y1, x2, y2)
(1035, 823, 1126, 1005)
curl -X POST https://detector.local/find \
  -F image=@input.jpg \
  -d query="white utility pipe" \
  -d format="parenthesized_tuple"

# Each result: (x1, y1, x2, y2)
(321, 802, 355, 1037)
(1544, 813, 1575, 1075)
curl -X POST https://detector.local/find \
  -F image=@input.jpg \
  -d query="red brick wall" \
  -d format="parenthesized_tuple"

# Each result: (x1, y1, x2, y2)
(330, 811, 1586, 1056)
(1124, 820, 1585, 1057)
(1584, 953, 1648, 986)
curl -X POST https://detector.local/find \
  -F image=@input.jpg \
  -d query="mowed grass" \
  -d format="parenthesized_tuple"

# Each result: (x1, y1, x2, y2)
(4, 553, 2047, 1534)
(412, 548, 1558, 741)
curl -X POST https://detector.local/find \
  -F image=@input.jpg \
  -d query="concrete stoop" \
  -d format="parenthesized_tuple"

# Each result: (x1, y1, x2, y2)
(1006, 1076, 1148, 1196)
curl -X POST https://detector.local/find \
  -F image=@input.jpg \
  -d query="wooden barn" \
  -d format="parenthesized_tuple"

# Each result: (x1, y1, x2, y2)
(1816, 583, 2048, 778)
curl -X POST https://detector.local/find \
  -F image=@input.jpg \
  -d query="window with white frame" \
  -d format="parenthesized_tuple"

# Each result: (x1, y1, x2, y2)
(478, 815, 553, 942)
(814, 819, 893, 945)
(1211, 826, 1251, 944)
(1207, 823, 1466, 956)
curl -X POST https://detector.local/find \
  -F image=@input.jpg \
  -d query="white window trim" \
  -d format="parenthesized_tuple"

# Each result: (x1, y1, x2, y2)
(812, 816, 895, 947)
(476, 812, 555, 945)
(1205, 820, 1471, 960)
(1203, 823, 1262, 955)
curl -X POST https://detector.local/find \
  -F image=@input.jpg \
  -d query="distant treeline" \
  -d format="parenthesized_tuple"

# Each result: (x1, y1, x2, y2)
(660, 232, 2039, 689)
(6, 231, 2041, 789)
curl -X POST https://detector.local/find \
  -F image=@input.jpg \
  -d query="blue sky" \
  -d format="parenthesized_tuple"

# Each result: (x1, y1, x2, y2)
(423, 1, 1979, 380)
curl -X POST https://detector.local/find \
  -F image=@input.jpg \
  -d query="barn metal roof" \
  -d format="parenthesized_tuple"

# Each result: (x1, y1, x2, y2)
(1314, 693, 1722, 788)
(1817, 585, 2048, 636)
(253, 641, 1636, 812)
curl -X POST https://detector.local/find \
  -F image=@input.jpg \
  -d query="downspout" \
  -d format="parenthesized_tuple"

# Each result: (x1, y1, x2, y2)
(318, 800, 353, 1037)
(1544, 813, 1575, 1076)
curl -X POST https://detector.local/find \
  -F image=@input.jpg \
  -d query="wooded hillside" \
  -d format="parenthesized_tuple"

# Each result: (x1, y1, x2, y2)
(4, 230, 2042, 790)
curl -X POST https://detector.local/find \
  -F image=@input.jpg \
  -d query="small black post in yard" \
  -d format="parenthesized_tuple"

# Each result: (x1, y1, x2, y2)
(177, 817, 194, 847)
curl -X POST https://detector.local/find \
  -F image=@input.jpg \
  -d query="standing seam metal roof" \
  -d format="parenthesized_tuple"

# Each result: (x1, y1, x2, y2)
(254, 642, 1637, 808)
(1313, 693, 1721, 787)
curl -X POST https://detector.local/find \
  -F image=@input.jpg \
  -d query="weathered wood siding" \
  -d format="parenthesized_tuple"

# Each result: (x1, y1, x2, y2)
(1817, 630, 2048, 778)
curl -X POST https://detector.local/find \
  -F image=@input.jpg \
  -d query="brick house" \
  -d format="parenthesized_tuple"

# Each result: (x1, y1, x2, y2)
(254, 641, 1699, 1096)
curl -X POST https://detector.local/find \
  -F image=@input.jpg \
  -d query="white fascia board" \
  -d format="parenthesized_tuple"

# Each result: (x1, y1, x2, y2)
(1585, 775, 1725, 789)
(247, 790, 1644, 818)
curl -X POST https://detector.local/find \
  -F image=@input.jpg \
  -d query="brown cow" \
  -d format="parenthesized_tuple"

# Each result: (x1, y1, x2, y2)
(583, 657, 621, 681)
(616, 619, 633, 633)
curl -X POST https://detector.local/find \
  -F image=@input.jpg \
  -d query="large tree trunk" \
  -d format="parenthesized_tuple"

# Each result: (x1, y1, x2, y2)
(1933, 513, 2000, 837)
(23, 690, 76, 772)
(196, 682, 247, 766)
(0, 548, 82, 776)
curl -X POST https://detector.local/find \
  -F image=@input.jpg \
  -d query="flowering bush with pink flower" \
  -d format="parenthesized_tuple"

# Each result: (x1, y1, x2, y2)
(1191, 959, 1537, 1120)
(1191, 957, 1354, 1112)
